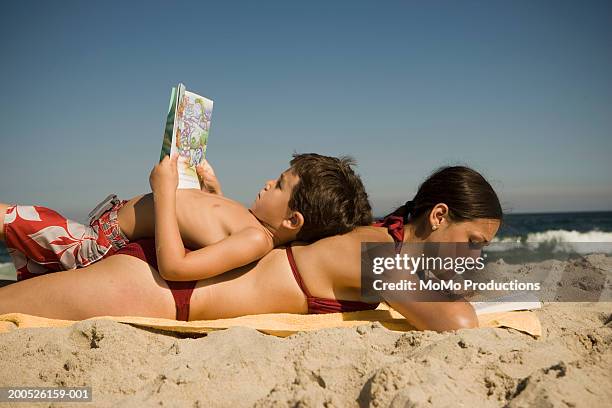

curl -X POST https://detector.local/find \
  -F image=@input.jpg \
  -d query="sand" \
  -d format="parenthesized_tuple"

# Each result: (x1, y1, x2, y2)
(0, 257, 611, 407)
(0, 304, 609, 407)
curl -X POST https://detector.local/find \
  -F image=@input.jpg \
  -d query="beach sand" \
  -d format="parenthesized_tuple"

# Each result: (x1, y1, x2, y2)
(0, 258, 610, 407)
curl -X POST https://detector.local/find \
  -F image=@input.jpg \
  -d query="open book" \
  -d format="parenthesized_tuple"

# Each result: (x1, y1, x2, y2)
(470, 292, 542, 315)
(160, 83, 214, 189)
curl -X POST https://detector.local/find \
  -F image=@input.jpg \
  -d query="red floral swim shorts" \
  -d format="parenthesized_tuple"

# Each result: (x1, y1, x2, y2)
(3, 200, 129, 281)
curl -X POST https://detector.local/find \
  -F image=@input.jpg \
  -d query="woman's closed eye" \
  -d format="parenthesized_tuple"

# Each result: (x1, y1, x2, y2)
(468, 239, 484, 249)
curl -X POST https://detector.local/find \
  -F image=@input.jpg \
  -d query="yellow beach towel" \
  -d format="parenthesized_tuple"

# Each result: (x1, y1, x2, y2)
(0, 306, 541, 337)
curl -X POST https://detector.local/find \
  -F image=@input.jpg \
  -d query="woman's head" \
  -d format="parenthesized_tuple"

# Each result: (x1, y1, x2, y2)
(392, 166, 503, 244)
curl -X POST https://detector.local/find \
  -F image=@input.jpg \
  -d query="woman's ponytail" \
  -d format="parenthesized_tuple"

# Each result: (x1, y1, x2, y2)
(387, 166, 502, 223)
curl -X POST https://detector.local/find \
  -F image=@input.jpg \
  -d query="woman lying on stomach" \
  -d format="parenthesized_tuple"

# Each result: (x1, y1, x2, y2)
(0, 164, 502, 331)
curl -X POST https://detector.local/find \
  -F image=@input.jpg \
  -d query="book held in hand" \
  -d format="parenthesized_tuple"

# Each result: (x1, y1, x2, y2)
(160, 83, 214, 189)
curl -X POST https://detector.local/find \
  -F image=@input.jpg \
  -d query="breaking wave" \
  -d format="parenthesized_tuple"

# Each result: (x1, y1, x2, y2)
(491, 229, 612, 254)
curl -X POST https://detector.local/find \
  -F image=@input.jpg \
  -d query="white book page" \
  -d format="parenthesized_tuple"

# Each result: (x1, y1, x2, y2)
(470, 292, 543, 315)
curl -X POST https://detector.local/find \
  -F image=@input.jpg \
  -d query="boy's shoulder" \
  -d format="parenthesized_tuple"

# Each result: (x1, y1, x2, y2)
(237, 226, 274, 250)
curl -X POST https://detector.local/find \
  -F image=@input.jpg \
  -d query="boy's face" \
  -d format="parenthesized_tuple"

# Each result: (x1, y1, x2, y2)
(250, 168, 300, 229)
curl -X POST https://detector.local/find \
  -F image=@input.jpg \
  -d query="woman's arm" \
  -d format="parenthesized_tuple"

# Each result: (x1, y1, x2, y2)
(378, 256, 477, 331)
(383, 296, 478, 331)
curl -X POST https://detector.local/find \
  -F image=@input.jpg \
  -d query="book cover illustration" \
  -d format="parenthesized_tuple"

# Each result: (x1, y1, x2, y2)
(160, 83, 214, 189)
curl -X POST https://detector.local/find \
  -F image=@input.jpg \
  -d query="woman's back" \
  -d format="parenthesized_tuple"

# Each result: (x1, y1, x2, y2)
(188, 226, 393, 320)
(289, 226, 394, 302)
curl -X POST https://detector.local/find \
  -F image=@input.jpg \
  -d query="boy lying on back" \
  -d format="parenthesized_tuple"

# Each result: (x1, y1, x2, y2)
(3, 153, 372, 281)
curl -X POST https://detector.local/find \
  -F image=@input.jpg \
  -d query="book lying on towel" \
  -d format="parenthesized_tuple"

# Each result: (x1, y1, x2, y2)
(160, 83, 214, 189)
(470, 292, 542, 315)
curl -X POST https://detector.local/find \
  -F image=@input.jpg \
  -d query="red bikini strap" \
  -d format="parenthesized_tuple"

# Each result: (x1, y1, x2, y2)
(285, 246, 312, 298)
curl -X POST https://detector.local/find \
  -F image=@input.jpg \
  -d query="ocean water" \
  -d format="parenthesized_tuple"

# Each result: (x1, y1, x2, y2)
(0, 243, 16, 280)
(1, 211, 611, 271)
(0, 244, 16, 280)
(497, 211, 612, 242)
(0, 244, 8, 263)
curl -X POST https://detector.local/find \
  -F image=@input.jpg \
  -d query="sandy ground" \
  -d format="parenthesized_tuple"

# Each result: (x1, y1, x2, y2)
(0, 302, 608, 407)
(0, 255, 611, 407)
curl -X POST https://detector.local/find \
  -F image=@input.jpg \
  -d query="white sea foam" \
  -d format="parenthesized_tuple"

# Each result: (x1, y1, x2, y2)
(492, 229, 612, 254)
(526, 229, 612, 242)
(486, 237, 523, 252)
(0, 262, 16, 280)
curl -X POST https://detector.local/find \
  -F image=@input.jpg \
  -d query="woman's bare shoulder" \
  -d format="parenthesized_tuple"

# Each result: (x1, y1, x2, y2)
(294, 226, 393, 258)
(285, 226, 394, 291)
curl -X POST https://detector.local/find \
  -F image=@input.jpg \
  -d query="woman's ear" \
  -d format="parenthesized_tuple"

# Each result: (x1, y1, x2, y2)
(428, 203, 449, 231)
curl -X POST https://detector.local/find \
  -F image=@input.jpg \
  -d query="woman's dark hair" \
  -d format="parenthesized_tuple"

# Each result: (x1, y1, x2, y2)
(388, 166, 503, 223)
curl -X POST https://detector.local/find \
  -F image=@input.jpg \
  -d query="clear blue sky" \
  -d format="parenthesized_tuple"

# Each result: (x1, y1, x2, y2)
(1, 0, 611, 221)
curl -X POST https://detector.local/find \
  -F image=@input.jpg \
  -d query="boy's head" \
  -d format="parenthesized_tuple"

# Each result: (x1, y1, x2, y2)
(250, 153, 372, 242)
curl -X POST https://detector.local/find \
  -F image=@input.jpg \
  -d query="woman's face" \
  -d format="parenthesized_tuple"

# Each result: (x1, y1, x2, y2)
(424, 203, 500, 245)
(430, 218, 500, 245)
(419, 205, 501, 280)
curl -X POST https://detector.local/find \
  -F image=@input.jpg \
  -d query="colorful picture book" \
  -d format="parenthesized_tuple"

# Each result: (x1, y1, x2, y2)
(160, 83, 214, 189)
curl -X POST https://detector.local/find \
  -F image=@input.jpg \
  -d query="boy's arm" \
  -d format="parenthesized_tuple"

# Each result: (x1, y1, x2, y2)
(149, 156, 274, 281)
(156, 227, 272, 281)
(150, 155, 271, 281)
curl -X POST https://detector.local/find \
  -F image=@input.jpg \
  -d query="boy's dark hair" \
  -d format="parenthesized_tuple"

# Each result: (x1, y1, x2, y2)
(288, 153, 372, 242)
(387, 165, 503, 223)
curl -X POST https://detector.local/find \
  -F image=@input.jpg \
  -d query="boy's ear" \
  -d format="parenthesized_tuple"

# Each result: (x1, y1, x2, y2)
(283, 211, 304, 232)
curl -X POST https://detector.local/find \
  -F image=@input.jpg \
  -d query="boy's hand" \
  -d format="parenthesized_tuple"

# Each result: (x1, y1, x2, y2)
(197, 159, 223, 196)
(150, 154, 179, 194)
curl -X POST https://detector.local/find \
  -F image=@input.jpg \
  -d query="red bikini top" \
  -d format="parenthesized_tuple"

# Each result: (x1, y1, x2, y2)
(285, 216, 405, 314)
(372, 215, 404, 250)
